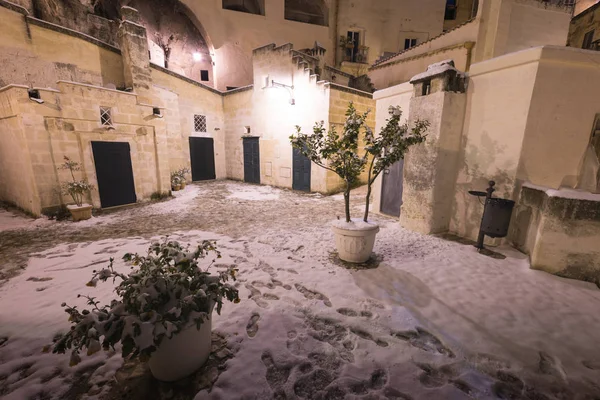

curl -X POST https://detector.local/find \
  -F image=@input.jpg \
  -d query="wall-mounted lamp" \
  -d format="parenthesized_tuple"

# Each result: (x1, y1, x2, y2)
(262, 75, 295, 105)
(28, 89, 44, 104)
(193, 52, 202, 62)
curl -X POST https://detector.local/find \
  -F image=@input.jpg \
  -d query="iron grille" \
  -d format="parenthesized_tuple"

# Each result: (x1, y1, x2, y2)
(194, 115, 207, 132)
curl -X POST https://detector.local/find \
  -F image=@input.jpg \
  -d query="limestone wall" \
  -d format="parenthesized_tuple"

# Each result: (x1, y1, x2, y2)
(518, 46, 600, 190)
(569, 2, 600, 48)
(513, 185, 600, 286)
(151, 67, 227, 179)
(327, 85, 376, 193)
(0, 5, 125, 90)
(247, 44, 332, 191)
(370, 82, 413, 216)
(472, 0, 571, 62)
(450, 48, 539, 239)
(179, 0, 335, 91)
(223, 88, 254, 182)
(336, 0, 445, 66)
(0, 82, 171, 214)
(369, 44, 473, 90)
(451, 45, 600, 240)
(0, 86, 39, 213)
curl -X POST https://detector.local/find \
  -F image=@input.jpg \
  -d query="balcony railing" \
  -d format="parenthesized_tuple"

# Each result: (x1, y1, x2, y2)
(343, 46, 369, 64)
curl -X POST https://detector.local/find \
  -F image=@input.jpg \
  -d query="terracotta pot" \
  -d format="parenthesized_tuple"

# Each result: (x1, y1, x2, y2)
(67, 204, 93, 222)
(172, 184, 181, 191)
(148, 305, 214, 381)
(331, 220, 379, 263)
(181, 182, 186, 189)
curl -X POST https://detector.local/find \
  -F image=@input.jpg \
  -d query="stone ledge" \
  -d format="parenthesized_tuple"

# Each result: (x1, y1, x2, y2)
(26, 16, 121, 54)
(326, 83, 373, 99)
(0, 0, 28, 15)
(150, 63, 222, 96)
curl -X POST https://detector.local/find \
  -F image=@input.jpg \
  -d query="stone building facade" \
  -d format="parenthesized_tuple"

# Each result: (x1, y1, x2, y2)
(371, 47, 600, 285)
(369, 0, 573, 90)
(569, 1, 600, 49)
(0, 2, 374, 216)
(0, 0, 451, 92)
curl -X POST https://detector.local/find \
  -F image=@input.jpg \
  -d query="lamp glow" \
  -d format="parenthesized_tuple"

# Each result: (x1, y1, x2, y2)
(193, 52, 202, 62)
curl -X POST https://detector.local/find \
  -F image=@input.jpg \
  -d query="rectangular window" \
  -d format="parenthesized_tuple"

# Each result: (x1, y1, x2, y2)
(222, 0, 265, 15)
(445, 0, 457, 20)
(404, 38, 418, 50)
(346, 31, 360, 62)
(100, 107, 112, 126)
(194, 115, 207, 132)
(583, 30, 595, 49)
(200, 70, 209, 81)
(422, 80, 431, 96)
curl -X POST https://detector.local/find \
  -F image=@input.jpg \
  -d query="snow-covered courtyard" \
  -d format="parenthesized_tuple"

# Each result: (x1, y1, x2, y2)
(1, 181, 599, 400)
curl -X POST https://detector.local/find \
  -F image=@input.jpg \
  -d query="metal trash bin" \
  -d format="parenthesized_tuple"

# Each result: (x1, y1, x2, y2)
(481, 198, 515, 238)
(468, 180, 515, 250)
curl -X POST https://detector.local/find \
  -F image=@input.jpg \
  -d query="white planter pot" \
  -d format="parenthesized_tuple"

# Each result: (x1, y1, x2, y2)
(331, 219, 380, 263)
(66, 204, 93, 221)
(148, 313, 213, 382)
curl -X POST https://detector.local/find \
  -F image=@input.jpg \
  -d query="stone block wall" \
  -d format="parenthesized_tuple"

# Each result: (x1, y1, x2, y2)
(151, 67, 227, 180)
(0, 82, 171, 215)
(0, 86, 38, 213)
(513, 185, 600, 286)
(327, 85, 376, 193)
(0, 5, 125, 89)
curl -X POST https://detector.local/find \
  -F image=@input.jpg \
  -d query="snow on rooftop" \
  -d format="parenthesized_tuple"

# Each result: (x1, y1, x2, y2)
(410, 59, 461, 83)
(522, 182, 600, 202)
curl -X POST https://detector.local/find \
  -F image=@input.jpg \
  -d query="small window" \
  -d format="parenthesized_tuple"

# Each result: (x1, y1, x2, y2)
(222, 0, 264, 15)
(194, 115, 207, 132)
(404, 38, 417, 50)
(422, 80, 431, 96)
(100, 107, 112, 126)
(583, 30, 595, 49)
(200, 70, 209, 81)
(445, 0, 457, 20)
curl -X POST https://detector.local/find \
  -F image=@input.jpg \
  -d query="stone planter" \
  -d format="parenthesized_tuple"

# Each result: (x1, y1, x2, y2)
(67, 204, 93, 222)
(331, 219, 380, 263)
(148, 305, 214, 382)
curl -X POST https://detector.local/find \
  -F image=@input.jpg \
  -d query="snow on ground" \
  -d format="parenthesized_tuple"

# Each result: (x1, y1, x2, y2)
(226, 183, 281, 201)
(1, 182, 600, 399)
(0, 209, 51, 232)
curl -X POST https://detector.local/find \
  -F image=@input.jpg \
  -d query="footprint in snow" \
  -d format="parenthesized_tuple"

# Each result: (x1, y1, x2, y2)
(337, 308, 374, 319)
(246, 313, 260, 338)
(295, 284, 332, 307)
(391, 327, 454, 357)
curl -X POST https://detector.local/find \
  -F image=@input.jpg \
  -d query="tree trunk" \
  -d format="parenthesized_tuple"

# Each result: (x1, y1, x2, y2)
(344, 181, 351, 222)
(363, 183, 371, 222)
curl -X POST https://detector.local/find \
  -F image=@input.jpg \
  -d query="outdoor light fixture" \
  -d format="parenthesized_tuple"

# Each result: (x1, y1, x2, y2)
(193, 52, 202, 62)
(262, 75, 295, 105)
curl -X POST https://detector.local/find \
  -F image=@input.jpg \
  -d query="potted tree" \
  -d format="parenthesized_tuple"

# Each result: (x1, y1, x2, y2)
(290, 103, 428, 263)
(60, 156, 94, 222)
(49, 239, 240, 382)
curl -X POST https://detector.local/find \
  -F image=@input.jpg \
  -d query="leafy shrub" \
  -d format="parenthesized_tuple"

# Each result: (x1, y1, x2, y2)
(50, 240, 240, 365)
(59, 156, 94, 207)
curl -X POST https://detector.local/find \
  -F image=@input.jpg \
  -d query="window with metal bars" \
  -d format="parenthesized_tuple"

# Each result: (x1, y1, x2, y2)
(100, 107, 113, 126)
(194, 115, 207, 132)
